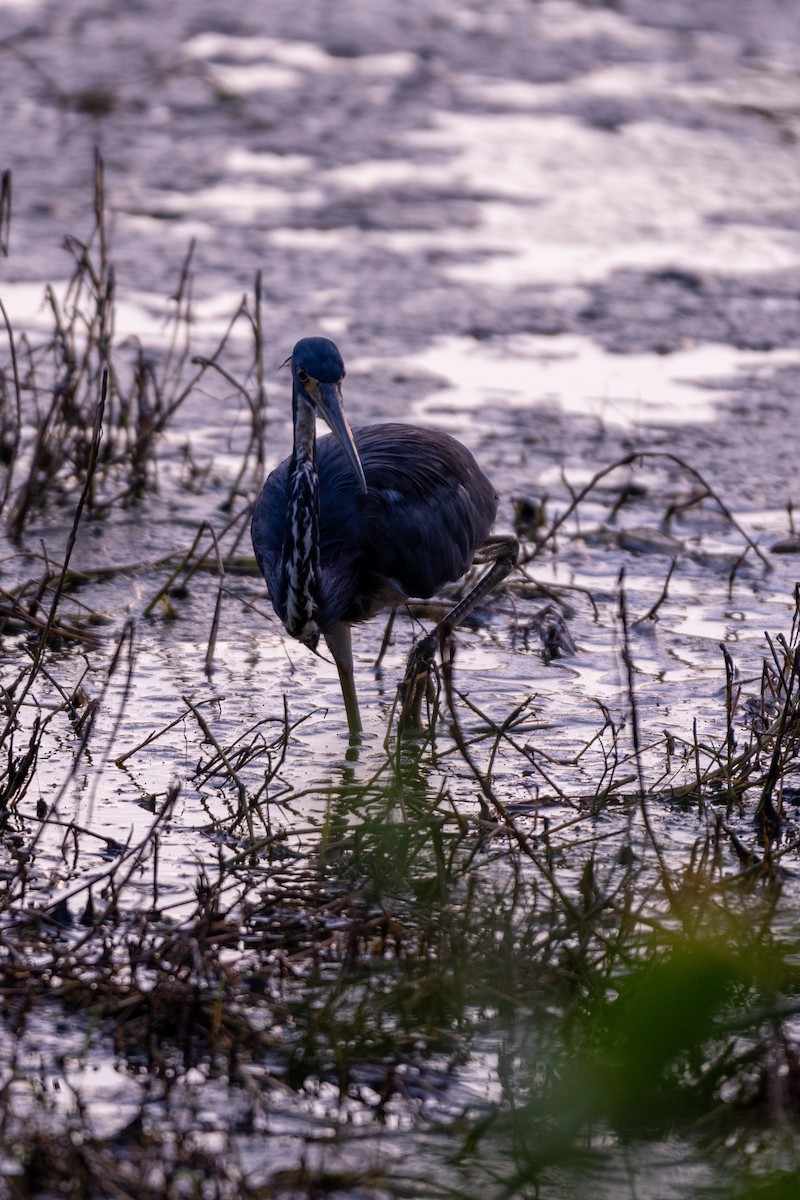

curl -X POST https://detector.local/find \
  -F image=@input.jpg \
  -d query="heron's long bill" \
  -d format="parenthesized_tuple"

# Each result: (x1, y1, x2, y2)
(315, 382, 368, 495)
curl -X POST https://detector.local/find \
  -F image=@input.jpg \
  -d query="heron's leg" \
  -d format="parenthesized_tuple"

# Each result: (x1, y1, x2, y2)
(324, 622, 362, 736)
(399, 535, 519, 730)
(397, 629, 438, 732)
(434, 535, 519, 643)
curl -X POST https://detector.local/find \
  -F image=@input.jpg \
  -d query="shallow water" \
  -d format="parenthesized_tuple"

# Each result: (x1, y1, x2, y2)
(3, 1, 800, 1196)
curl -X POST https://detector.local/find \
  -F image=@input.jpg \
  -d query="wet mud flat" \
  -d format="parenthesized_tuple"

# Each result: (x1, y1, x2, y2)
(2, 1, 800, 1197)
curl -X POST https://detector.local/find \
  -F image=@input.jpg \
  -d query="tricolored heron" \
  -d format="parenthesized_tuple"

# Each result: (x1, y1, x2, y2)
(251, 336, 517, 735)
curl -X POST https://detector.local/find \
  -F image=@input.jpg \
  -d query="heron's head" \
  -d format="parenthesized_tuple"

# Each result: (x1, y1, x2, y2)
(292, 336, 345, 388)
(289, 337, 367, 495)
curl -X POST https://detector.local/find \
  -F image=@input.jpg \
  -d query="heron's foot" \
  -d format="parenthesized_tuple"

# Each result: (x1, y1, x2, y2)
(531, 602, 577, 660)
(397, 630, 438, 733)
(474, 533, 520, 569)
(395, 535, 518, 737)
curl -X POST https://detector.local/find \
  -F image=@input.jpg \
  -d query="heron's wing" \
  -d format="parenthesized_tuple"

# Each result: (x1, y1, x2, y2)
(318, 424, 498, 604)
(250, 458, 291, 613)
(251, 424, 498, 632)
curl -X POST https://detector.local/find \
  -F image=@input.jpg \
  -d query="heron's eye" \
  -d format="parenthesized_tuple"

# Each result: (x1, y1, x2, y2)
(296, 369, 310, 385)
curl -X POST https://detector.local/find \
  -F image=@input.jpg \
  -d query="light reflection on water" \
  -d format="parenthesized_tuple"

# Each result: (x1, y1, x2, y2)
(403, 334, 800, 428)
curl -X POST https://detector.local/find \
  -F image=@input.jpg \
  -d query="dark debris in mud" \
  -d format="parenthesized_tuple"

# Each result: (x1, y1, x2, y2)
(577, 267, 800, 354)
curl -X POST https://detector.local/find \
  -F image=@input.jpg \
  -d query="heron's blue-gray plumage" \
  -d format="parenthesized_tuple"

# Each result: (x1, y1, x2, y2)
(251, 422, 497, 639)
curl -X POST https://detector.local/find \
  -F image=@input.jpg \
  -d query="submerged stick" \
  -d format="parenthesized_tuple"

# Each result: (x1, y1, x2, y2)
(524, 451, 771, 571)
(0, 168, 10, 256)
(0, 292, 21, 512)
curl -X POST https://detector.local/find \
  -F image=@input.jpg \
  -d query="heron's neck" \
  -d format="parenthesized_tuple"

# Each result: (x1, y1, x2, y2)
(284, 395, 320, 647)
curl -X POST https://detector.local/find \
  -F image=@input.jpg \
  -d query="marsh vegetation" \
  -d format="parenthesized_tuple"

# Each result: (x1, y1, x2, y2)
(2, 159, 800, 1199)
